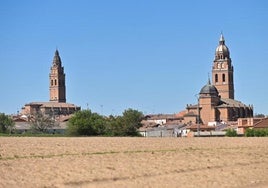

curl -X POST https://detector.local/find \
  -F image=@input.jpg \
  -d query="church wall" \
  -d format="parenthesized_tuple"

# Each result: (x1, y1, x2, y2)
(186, 108, 198, 116)
(218, 108, 229, 122)
(21, 105, 40, 116)
(199, 95, 220, 125)
(21, 106, 30, 115)
(183, 116, 197, 124)
(199, 97, 212, 125)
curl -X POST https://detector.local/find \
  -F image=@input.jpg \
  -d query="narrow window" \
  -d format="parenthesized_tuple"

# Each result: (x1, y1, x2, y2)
(215, 74, 218, 83)
(55, 79, 57, 86)
(222, 74, 226, 82)
(51, 80, 53, 86)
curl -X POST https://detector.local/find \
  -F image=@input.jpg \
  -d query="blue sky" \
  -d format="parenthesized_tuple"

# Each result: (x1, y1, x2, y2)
(0, 0, 268, 116)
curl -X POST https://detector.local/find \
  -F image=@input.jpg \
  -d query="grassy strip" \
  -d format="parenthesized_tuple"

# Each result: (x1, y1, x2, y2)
(0, 148, 183, 161)
(0, 133, 67, 137)
(0, 145, 258, 161)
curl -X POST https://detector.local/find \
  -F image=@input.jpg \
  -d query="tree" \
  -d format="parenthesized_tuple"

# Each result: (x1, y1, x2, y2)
(67, 110, 106, 136)
(0, 113, 15, 134)
(254, 114, 266, 118)
(29, 111, 57, 133)
(67, 109, 143, 136)
(120, 109, 143, 136)
(106, 116, 125, 136)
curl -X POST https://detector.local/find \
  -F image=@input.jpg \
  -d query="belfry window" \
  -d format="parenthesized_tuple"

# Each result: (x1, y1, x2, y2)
(51, 80, 53, 86)
(55, 79, 57, 86)
(215, 74, 218, 83)
(222, 74, 226, 82)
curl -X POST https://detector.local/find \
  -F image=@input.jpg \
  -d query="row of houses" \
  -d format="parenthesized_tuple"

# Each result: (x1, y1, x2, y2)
(139, 114, 268, 137)
(10, 113, 268, 136)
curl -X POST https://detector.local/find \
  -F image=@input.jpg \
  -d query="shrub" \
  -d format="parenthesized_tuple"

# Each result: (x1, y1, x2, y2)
(245, 128, 268, 137)
(245, 128, 254, 137)
(225, 129, 237, 137)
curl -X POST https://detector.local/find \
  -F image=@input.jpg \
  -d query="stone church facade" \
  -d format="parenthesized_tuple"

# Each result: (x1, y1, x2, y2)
(184, 34, 253, 125)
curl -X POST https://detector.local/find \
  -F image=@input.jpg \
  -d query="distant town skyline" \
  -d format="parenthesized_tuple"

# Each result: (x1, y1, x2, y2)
(0, 0, 268, 115)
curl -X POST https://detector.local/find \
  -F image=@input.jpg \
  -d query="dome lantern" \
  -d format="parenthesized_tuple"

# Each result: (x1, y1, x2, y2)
(215, 33, 230, 60)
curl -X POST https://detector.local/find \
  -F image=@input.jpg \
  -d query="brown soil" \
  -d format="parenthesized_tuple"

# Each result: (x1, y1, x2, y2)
(0, 137, 268, 188)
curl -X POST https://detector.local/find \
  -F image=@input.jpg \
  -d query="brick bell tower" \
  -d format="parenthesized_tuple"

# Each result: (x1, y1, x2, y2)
(212, 34, 234, 99)
(49, 50, 66, 103)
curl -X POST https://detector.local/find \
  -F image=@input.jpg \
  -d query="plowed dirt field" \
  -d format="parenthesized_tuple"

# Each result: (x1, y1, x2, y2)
(0, 137, 268, 188)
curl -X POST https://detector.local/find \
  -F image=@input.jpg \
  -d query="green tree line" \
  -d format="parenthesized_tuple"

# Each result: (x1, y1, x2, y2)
(67, 109, 143, 136)
(245, 128, 268, 137)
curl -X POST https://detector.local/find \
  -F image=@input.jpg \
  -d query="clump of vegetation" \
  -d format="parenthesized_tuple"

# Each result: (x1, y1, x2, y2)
(225, 128, 237, 137)
(29, 111, 58, 134)
(67, 108, 143, 136)
(67, 110, 106, 136)
(245, 128, 268, 137)
(0, 113, 15, 134)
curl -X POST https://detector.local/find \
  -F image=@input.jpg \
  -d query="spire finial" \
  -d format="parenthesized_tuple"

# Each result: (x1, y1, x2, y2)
(219, 32, 225, 44)
(55, 48, 59, 55)
(208, 73, 211, 85)
(53, 49, 61, 66)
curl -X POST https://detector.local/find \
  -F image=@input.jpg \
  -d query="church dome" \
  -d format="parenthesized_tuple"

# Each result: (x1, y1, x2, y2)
(200, 80, 219, 95)
(216, 44, 229, 55)
(215, 34, 230, 59)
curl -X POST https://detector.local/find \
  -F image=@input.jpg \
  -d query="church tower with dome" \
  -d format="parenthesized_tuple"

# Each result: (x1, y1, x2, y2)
(184, 34, 253, 126)
(212, 34, 234, 99)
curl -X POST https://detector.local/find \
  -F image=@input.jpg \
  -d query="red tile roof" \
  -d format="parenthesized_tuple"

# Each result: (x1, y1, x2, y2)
(175, 110, 187, 118)
(254, 118, 268, 129)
